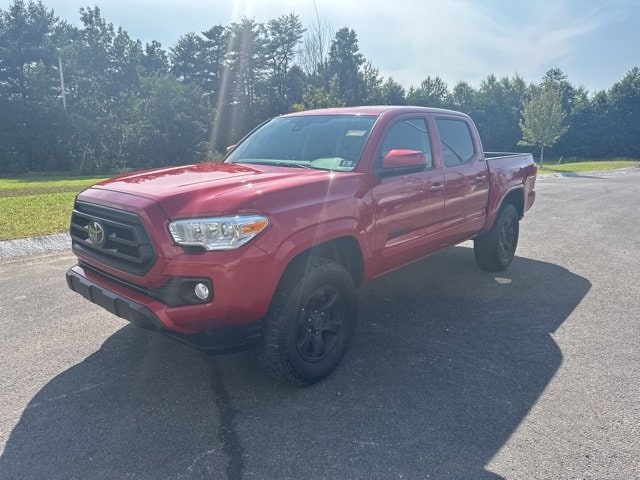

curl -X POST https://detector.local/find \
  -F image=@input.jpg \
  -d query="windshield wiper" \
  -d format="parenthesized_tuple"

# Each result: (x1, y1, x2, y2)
(235, 160, 315, 169)
(285, 162, 314, 169)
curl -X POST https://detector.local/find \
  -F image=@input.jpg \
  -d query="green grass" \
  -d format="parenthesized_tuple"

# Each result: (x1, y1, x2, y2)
(0, 175, 107, 241)
(537, 160, 639, 174)
(0, 175, 107, 197)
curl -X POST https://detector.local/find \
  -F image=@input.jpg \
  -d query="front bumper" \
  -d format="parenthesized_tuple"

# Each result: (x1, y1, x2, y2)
(66, 267, 262, 354)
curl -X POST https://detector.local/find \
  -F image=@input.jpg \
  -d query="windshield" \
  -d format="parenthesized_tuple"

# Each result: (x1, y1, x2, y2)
(226, 115, 377, 172)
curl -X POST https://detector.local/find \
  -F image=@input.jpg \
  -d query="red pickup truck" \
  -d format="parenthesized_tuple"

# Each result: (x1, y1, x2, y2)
(66, 106, 536, 385)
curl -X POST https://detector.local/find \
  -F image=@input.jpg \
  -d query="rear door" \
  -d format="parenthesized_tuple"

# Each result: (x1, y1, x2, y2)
(436, 115, 489, 243)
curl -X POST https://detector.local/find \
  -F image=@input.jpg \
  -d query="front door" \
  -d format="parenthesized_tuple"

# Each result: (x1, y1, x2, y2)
(371, 115, 445, 276)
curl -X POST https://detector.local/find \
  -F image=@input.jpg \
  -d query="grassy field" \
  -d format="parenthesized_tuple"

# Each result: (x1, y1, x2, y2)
(0, 176, 107, 241)
(537, 160, 639, 174)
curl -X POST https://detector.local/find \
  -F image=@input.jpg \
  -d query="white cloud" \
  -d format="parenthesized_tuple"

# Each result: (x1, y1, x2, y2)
(304, 0, 622, 88)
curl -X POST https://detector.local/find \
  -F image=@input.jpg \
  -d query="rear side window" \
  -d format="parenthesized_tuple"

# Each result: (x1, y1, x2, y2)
(436, 118, 475, 166)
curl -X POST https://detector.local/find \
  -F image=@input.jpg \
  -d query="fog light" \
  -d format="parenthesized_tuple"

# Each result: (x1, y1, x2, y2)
(194, 283, 210, 300)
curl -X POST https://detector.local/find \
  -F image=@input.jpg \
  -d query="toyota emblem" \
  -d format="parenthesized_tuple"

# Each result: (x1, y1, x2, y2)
(88, 220, 106, 246)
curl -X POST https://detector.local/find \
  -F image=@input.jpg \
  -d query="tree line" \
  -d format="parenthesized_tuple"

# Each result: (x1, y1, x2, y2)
(1, 0, 639, 174)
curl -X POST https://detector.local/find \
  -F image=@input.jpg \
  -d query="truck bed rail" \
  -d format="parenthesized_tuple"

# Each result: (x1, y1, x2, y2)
(484, 152, 530, 159)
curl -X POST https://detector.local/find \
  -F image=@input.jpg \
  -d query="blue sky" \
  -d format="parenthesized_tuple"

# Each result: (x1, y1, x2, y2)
(4, 0, 639, 92)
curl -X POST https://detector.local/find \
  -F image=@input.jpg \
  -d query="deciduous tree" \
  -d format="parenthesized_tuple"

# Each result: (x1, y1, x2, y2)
(519, 87, 569, 166)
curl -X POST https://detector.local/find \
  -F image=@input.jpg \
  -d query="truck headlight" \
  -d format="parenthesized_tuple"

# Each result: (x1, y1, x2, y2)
(168, 215, 269, 251)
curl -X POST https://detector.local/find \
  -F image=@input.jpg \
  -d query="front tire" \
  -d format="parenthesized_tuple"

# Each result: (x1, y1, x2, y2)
(256, 257, 357, 386)
(474, 203, 520, 272)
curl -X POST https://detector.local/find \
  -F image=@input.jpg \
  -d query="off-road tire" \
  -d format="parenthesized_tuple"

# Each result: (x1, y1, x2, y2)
(256, 257, 357, 386)
(474, 203, 520, 272)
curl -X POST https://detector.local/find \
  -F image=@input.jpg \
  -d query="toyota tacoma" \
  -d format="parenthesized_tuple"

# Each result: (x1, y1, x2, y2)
(66, 106, 537, 385)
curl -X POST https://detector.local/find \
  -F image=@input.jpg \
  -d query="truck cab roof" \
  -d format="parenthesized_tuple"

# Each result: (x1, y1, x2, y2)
(281, 105, 468, 118)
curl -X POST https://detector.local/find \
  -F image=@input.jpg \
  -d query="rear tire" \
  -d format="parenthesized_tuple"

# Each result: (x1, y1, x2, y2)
(256, 257, 357, 386)
(474, 203, 520, 272)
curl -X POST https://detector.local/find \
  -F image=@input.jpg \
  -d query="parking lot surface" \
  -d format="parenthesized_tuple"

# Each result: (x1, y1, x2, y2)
(1, 171, 638, 479)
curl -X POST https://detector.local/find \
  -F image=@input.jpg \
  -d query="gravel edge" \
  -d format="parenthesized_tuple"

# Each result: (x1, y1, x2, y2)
(0, 233, 71, 262)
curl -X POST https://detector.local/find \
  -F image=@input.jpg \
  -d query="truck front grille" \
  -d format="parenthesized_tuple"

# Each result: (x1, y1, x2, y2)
(70, 201, 156, 276)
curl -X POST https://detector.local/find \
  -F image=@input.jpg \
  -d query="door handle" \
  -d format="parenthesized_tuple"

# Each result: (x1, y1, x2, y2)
(429, 183, 444, 192)
(474, 174, 486, 182)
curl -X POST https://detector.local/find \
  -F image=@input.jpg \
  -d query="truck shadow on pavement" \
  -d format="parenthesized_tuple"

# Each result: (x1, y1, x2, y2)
(0, 246, 591, 480)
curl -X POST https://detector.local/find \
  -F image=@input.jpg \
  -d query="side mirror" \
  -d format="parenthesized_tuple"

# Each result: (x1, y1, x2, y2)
(226, 144, 236, 154)
(383, 149, 426, 170)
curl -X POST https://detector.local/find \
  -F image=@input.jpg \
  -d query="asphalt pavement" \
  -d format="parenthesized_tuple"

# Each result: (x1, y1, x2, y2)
(0, 171, 638, 479)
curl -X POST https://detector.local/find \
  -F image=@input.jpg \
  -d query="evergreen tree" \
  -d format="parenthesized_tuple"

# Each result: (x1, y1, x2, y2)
(327, 27, 364, 105)
(607, 67, 640, 158)
(265, 13, 304, 111)
(142, 40, 169, 77)
(381, 78, 406, 105)
(200, 25, 228, 105)
(406, 76, 451, 108)
(360, 62, 383, 105)
(472, 74, 527, 152)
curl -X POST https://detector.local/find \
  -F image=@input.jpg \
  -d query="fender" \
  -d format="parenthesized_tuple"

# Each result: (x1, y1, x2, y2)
(481, 183, 525, 234)
(271, 217, 375, 281)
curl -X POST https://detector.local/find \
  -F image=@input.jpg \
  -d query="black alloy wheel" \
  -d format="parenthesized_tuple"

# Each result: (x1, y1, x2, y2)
(474, 203, 520, 272)
(296, 285, 344, 362)
(497, 211, 518, 264)
(257, 257, 357, 386)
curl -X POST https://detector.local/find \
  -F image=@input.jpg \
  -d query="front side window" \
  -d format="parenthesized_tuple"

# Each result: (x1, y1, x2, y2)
(377, 118, 433, 169)
(226, 115, 376, 172)
(436, 118, 475, 167)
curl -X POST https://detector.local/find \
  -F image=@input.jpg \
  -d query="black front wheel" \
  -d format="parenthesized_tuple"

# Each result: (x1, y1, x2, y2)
(295, 284, 345, 363)
(474, 203, 520, 272)
(256, 257, 357, 386)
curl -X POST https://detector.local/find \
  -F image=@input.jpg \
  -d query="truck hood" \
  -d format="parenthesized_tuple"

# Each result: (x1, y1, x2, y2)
(90, 162, 341, 218)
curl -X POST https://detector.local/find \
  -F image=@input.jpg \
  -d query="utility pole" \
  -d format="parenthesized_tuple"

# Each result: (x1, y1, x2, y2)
(58, 56, 66, 111)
